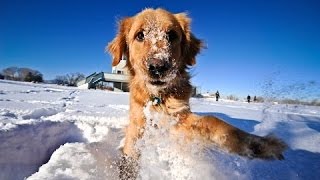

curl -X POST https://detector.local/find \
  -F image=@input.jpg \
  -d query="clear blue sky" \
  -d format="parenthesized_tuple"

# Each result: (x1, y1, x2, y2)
(1, 0, 319, 98)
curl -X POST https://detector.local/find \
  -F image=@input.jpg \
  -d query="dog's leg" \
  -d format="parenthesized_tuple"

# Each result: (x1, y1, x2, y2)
(123, 118, 144, 158)
(123, 101, 146, 157)
(120, 103, 145, 179)
(119, 123, 142, 180)
(180, 114, 287, 160)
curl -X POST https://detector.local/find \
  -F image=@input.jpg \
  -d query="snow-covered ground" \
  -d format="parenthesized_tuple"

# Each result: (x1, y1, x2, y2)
(0, 80, 319, 180)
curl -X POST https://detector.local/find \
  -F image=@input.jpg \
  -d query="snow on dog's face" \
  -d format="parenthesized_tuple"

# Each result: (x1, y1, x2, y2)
(108, 8, 202, 91)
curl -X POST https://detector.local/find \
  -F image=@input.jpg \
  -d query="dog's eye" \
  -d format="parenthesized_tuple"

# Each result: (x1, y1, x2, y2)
(167, 30, 178, 42)
(136, 31, 144, 42)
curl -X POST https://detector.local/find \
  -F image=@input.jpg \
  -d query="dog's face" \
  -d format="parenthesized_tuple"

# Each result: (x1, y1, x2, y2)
(108, 8, 203, 91)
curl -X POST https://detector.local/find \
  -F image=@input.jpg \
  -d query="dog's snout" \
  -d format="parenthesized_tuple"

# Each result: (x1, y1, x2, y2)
(149, 64, 168, 75)
(147, 58, 170, 77)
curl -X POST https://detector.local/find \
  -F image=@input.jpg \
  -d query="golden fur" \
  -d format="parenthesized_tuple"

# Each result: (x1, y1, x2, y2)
(108, 8, 287, 173)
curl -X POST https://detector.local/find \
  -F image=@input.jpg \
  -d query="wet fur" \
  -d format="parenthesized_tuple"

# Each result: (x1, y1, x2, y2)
(108, 8, 287, 178)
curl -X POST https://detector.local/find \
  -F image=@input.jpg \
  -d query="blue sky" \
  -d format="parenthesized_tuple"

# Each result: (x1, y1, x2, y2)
(1, 0, 319, 98)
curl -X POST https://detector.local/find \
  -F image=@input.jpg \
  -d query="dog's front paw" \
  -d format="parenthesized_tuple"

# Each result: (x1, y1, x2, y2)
(118, 155, 139, 180)
(245, 134, 288, 160)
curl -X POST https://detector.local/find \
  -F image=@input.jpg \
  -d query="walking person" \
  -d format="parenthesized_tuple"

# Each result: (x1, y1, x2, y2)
(215, 91, 220, 101)
(247, 95, 251, 103)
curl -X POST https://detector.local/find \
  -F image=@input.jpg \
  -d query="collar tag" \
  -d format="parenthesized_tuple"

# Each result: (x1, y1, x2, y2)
(150, 96, 162, 106)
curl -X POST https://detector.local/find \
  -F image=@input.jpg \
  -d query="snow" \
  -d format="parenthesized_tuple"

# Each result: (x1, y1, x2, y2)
(0, 79, 319, 179)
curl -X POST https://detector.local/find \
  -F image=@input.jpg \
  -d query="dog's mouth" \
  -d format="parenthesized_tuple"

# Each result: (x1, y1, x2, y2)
(150, 80, 166, 86)
(145, 59, 178, 87)
(147, 68, 178, 87)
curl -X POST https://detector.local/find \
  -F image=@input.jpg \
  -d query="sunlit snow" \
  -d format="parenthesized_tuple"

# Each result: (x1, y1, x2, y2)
(0, 80, 319, 180)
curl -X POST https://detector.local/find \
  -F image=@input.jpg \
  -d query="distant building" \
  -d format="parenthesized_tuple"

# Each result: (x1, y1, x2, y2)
(111, 59, 128, 75)
(77, 60, 129, 92)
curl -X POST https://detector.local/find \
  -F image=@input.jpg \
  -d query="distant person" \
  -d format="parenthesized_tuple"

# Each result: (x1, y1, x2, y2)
(247, 95, 251, 103)
(215, 91, 220, 101)
(253, 96, 257, 102)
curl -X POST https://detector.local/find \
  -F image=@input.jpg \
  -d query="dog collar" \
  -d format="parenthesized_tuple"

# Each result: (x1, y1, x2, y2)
(150, 95, 162, 106)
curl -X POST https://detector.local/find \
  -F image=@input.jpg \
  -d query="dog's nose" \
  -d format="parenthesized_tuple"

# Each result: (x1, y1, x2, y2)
(147, 58, 170, 77)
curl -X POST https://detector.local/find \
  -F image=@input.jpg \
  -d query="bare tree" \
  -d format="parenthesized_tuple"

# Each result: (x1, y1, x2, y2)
(18, 68, 35, 81)
(67, 73, 85, 86)
(54, 75, 68, 85)
(255, 96, 265, 103)
(2, 67, 18, 80)
(24, 71, 43, 82)
(226, 95, 239, 101)
(1, 67, 43, 82)
(54, 73, 85, 86)
(310, 99, 320, 106)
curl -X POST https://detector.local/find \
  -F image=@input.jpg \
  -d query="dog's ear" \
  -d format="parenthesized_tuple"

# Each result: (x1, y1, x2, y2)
(107, 17, 132, 66)
(175, 13, 204, 66)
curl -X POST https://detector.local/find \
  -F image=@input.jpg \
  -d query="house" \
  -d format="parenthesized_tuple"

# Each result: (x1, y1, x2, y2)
(77, 60, 129, 92)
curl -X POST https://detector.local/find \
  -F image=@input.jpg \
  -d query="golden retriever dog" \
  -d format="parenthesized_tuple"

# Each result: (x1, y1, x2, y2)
(108, 8, 287, 178)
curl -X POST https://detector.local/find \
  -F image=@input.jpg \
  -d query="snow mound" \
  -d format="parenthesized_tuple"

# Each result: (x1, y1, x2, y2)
(28, 143, 106, 180)
(28, 128, 125, 180)
(22, 108, 63, 120)
(0, 121, 85, 180)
